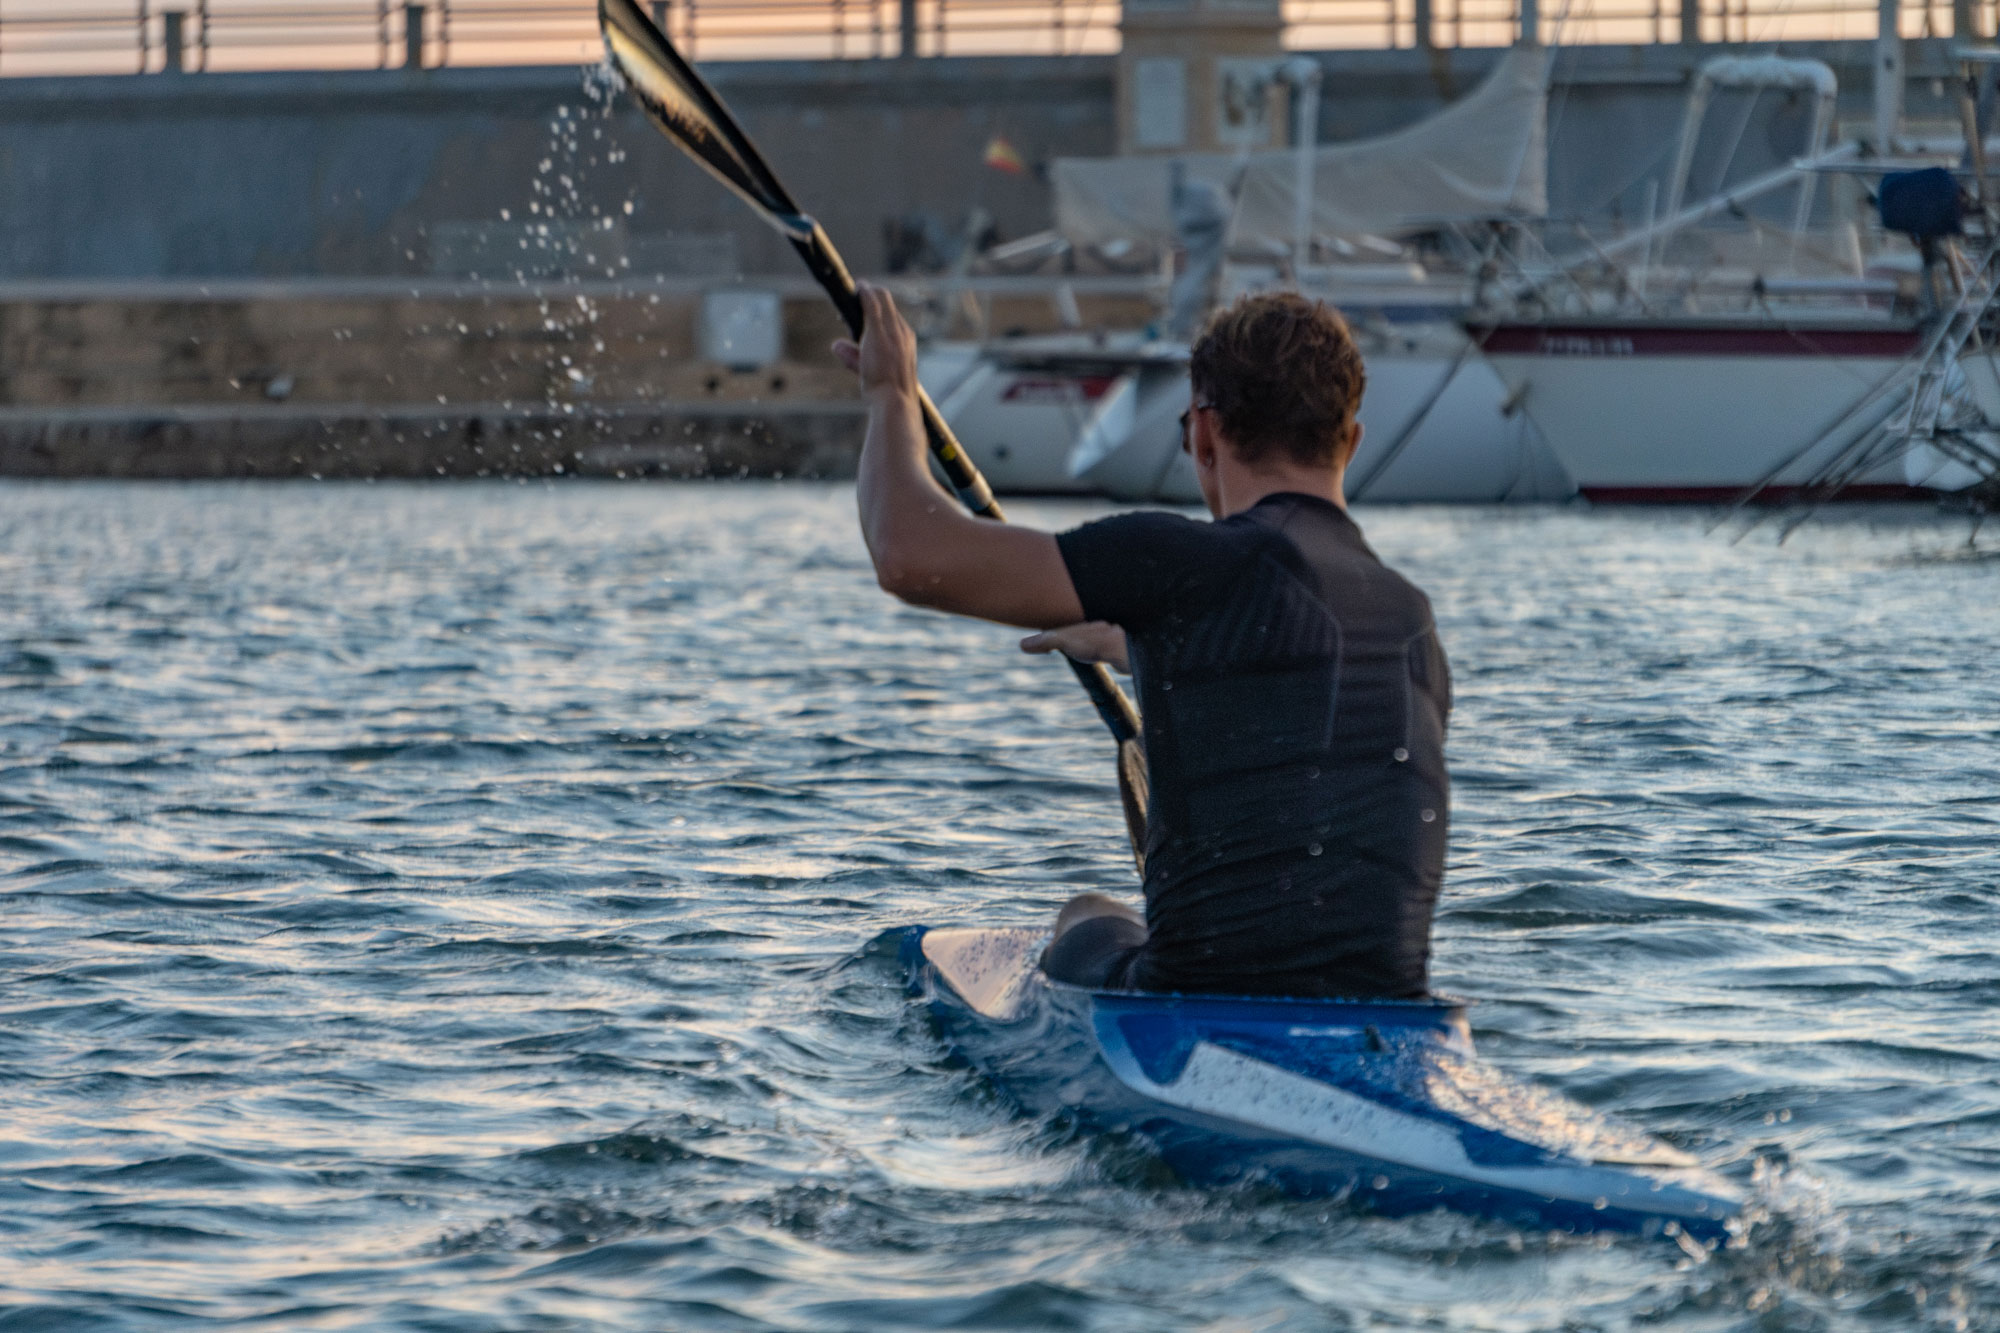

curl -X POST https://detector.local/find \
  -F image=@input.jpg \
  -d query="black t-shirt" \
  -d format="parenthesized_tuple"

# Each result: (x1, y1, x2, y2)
(1055, 492, 1451, 998)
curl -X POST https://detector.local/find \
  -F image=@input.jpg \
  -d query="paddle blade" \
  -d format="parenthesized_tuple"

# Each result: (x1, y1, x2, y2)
(598, 0, 811, 241)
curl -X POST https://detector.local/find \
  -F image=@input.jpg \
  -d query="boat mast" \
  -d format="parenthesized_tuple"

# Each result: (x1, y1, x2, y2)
(1283, 56, 1322, 282)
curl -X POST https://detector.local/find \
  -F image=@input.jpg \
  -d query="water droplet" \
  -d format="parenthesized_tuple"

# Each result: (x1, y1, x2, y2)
(1421, 809, 1436, 823)
(1307, 842, 1322, 856)
(1371, 1175, 1388, 1190)
(1393, 747, 1409, 762)
(1593, 1197, 1609, 1210)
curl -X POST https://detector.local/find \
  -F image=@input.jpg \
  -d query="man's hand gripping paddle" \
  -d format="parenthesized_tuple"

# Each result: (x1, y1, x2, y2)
(597, 0, 1149, 871)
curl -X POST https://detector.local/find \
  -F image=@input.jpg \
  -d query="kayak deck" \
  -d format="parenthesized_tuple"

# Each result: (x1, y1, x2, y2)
(898, 925, 1742, 1241)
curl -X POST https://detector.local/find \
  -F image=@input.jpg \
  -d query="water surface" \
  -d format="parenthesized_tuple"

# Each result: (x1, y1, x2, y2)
(1, 483, 1995, 1330)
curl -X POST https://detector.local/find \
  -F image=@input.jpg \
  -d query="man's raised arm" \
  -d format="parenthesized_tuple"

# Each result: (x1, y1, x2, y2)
(834, 284, 1086, 631)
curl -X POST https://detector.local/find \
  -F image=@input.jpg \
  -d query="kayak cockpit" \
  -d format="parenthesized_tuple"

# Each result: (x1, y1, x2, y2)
(912, 923, 1473, 1038)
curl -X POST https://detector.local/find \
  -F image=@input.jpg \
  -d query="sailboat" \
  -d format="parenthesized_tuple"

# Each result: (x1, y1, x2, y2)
(1473, 53, 2000, 504)
(922, 47, 1575, 504)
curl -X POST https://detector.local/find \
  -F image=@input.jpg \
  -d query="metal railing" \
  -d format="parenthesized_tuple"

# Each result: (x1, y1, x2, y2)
(0, 2, 611, 75)
(0, 0, 1976, 76)
(1286, 0, 1966, 49)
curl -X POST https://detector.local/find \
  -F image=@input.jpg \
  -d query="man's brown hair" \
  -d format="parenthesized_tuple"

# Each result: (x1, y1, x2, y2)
(1188, 292, 1366, 468)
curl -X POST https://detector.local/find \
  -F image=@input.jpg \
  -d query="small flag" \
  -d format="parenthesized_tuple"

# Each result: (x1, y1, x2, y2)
(983, 135, 1026, 176)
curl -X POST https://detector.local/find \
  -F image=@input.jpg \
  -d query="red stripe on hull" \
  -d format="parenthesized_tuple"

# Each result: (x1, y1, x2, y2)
(1580, 484, 1941, 504)
(1478, 324, 1923, 358)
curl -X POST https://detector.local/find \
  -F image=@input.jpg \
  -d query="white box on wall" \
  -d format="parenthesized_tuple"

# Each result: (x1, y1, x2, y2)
(701, 289, 783, 369)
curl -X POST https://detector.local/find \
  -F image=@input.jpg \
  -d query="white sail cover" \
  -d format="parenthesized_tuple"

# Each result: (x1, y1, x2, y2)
(1052, 46, 1551, 250)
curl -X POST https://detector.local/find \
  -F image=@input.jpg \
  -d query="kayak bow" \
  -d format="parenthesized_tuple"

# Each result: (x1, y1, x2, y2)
(898, 925, 1742, 1241)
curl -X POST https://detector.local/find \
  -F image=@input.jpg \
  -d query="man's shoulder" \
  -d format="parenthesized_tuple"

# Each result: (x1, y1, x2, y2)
(1061, 507, 1276, 582)
(1056, 508, 1269, 629)
(1068, 506, 1217, 537)
(1067, 506, 1277, 551)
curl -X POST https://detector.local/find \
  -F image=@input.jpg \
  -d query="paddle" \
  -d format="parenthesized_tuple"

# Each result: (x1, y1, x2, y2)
(597, 0, 1150, 871)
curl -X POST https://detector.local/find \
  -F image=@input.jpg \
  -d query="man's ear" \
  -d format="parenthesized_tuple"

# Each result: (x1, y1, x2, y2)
(1193, 414, 1223, 470)
(1337, 419, 1364, 468)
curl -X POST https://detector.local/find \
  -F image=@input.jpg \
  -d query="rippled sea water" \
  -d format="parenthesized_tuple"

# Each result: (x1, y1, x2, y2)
(1, 481, 1996, 1331)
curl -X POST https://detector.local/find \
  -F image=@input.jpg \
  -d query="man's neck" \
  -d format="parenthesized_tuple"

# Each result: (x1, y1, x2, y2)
(1214, 463, 1347, 519)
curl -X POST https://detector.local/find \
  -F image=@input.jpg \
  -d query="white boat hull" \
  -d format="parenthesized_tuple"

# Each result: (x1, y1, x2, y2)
(930, 328, 1574, 505)
(1108, 357, 1570, 506)
(918, 343, 1107, 494)
(1071, 346, 1570, 505)
(1479, 322, 1959, 500)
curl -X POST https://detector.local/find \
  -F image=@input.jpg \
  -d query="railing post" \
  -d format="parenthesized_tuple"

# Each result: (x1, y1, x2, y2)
(138, 0, 152, 73)
(1877, 0, 1904, 151)
(1681, 0, 1701, 42)
(161, 10, 187, 72)
(197, 0, 210, 70)
(1414, 0, 1434, 48)
(404, 3, 425, 69)
(651, 1, 670, 34)
(1955, 0, 1978, 38)
(900, 0, 919, 55)
(1517, 0, 1538, 44)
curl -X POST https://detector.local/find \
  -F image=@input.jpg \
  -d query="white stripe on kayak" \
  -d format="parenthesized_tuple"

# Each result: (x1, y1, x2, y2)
(1104, 1040, 1734, 1218)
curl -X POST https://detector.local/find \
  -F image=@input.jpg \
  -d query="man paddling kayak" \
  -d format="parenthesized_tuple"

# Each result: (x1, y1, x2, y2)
(834, 287, 1450, 999)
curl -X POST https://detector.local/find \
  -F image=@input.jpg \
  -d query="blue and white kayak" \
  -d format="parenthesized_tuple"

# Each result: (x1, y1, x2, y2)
(897, 925, 1742, 1241)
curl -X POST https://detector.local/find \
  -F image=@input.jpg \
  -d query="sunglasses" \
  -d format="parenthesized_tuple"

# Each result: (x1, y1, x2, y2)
(1178, 399, 1215, 453)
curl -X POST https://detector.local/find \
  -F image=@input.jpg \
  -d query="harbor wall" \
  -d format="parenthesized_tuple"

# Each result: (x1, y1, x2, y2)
(0, 57, 1113, 283)
(0, 40, 1974, 282)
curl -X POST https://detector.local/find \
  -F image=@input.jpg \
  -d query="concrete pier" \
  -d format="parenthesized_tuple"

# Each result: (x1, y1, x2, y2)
(0, 399, 868, 481)
(0, 275, 1158, 478)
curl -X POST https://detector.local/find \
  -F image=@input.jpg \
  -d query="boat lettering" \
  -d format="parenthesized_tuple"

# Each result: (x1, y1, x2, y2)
(1540, 334, 1637, 356)
(1001, 376, 1116, 403)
